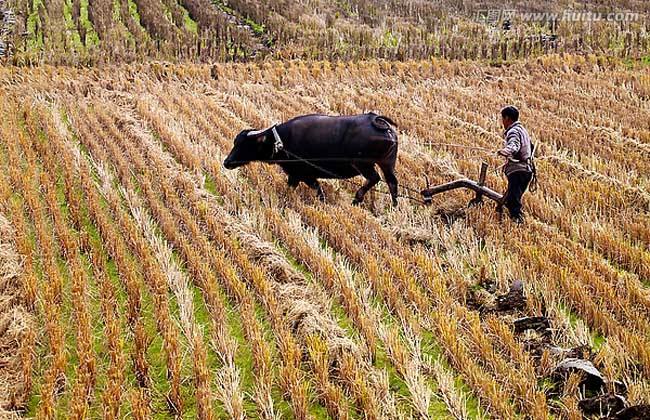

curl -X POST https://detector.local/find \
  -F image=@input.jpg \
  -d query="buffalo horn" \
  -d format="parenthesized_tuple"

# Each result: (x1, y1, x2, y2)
(247, 125, 275, 137)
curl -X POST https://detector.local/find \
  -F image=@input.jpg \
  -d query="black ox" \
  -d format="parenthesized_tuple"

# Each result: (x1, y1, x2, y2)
(223, 113, 400, 206)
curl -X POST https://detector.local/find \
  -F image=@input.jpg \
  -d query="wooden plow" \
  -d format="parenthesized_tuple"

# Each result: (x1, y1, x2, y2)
(420, 162, 504, 206)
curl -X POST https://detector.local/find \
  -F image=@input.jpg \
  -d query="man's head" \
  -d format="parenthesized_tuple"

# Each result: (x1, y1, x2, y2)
(501, 105, 519, 130)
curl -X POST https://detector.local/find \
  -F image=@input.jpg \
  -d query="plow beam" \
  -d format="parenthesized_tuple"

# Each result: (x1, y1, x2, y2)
(421, 163, 503, 204)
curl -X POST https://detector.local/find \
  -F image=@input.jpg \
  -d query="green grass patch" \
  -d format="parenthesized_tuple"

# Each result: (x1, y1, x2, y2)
(558, 302, 605, 350)
(642, 55, 650, 66)
(62, 0, 86, 53)
(80, 169, 150, 415)
(188, 286, 225, 417)
(2, 193, 46, 417)
(99, 252, 138, 416)
(372, 342, 414, 414)
(10, 123, 103, 417)
(111, 0, 137, 45)
(421, 329, 483, 419)
(210, 0, 236, 17)
(190, 182, 291, 413)
(201, 172, 218, 194)
(54, 254, 81, 415)
(145, 123, 324, 415)
(126, 0, 150, 39)
(145, 327, 172, 417)
(113, 0, 121, 22)
(23, 210, 46, 417)
(311, 225, 487, 417)
(623, 55, 650, 69)
(121, 125, 262, 416)
(9, 111, 49, 416)
(127, 0, 143, 24)
(26, 0, 45, 52)
(161, 3, 174, 26)
(79, 0, 100, 48)
(243, 17, 265, 37)
(225, 305, 257, 416)
(211, 0, 265, 37)
(179, 4, 198, 34)
(90, 172, 191, 418)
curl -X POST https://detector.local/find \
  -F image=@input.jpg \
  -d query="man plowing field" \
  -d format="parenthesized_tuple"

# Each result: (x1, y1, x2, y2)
(223, 108, 538, 219)
(497, 106, 536, 224)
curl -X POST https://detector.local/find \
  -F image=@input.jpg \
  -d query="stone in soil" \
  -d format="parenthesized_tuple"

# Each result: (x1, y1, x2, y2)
(551, 358, 605, 393)
(606, 405, 650, 420)
(578, 393, 626, 417)
(514, 316, 551, 336)
(565, 344, 594, 360)
(496, 279, 526, 312)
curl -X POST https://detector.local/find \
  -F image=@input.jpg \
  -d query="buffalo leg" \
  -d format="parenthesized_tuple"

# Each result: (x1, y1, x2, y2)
(305, 179, 325, 201)
(378, 164, 399, 206)
(352, 164, 381, 205)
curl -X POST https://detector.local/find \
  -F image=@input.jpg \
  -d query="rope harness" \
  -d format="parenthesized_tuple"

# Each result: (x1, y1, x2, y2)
(271, 126, 284, 155)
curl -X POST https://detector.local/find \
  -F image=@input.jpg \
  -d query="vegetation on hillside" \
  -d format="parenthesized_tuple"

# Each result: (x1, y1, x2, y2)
(1, 0, 648, 64)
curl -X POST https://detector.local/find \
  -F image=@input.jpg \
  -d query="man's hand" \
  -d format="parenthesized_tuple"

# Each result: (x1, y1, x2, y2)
(497, 149, 509, 157)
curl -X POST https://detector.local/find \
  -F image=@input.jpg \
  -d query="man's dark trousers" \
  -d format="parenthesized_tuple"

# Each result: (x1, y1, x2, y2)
(503, 171, 533, 220)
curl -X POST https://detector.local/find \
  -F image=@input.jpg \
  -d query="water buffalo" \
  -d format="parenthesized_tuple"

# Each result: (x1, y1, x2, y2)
(223, 113, 399, 205)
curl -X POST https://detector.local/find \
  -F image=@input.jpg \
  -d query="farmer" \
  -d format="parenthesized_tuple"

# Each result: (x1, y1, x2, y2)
(497, 106, 535, 224)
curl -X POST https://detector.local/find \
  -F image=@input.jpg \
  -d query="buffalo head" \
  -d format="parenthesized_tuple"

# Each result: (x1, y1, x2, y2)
(223, 127, 276, 169)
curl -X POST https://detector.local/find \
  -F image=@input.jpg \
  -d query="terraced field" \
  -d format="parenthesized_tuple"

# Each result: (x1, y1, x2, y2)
(1, 0, 648, 64)
(0, 55, 648, 418)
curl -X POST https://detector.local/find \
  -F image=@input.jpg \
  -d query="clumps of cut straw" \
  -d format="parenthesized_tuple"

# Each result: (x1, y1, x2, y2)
(0, 213, 34, 414)
(233, 224, 359, 358)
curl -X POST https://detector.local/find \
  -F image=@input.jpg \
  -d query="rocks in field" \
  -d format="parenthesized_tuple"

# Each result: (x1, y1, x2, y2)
(496, 280, 526, 312)
(467, 279, 527, 314)
(606, 405, 650, 420)
(467, 288, 495, 312)
(551, 358, 605, 392)
(609, 380, 628, 396)
(564, 344, 594, 360)
(479, 278, 497, 294)
(514, 316, 551, 336)
(578, 393, 626, 417)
